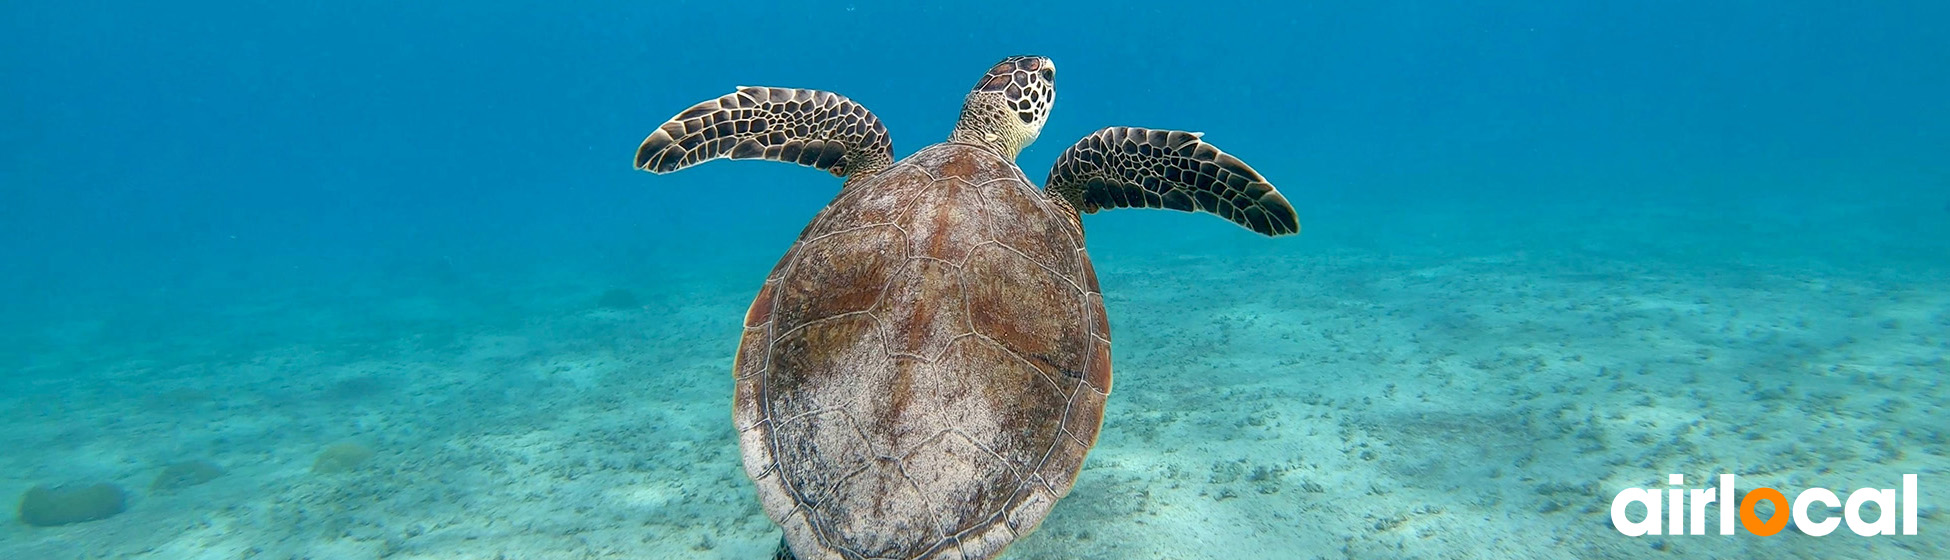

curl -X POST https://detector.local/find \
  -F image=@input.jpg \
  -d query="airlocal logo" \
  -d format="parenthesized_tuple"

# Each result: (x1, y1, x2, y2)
(1611, 474, 1920, 536)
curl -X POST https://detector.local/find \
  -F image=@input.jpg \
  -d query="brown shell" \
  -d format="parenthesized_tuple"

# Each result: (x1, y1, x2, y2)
(733, 142, 1113, 560)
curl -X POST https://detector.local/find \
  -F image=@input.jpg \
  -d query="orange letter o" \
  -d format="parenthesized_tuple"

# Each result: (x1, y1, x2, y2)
(1740, 488, 1791, 536)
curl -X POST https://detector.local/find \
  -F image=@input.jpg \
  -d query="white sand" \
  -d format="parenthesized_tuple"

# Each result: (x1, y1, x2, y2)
(2, 201, 1944, 559)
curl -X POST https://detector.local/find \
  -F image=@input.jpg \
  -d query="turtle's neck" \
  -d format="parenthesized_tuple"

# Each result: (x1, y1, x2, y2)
(948, 93, 1028, 161)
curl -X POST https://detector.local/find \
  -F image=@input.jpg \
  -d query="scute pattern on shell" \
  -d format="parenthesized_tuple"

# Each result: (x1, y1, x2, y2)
(734, 143, 1112, 560)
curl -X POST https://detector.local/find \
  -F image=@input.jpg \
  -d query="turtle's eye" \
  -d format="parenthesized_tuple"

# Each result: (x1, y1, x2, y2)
(1039, 67, 1054, 82)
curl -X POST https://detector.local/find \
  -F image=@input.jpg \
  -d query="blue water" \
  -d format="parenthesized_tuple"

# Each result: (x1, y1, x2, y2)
(3, 1, 1947, 558)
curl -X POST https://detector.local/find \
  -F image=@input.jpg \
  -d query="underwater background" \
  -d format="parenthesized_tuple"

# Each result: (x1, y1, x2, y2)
(3, 1, 1947, 558)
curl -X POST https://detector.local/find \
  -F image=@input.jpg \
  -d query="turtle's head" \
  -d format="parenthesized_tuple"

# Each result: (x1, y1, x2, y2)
(950, 55, 1055, 160)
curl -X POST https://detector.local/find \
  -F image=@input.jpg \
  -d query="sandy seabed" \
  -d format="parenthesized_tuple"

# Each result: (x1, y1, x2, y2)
(2, 203, 1946, 560)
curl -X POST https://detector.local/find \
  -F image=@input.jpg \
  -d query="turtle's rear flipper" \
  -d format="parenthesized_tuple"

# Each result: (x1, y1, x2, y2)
(635, 87, 894, 181)
(1044, 126, 1299, 236)
(771, 536, 797, 560)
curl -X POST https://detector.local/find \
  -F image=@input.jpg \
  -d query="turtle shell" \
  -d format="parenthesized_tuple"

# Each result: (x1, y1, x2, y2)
(732, 142, 1114, 560)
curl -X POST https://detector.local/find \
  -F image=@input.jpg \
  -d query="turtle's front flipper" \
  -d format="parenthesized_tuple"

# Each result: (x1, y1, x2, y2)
(635, 87, 894, 181)
(1044, 126, 1298, 236)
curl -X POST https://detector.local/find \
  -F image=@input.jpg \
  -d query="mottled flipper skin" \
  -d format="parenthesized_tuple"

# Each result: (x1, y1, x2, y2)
(735, 143, 1111, 560)
(1046, 126, 1300, 236)
(635, 87, 894, 180)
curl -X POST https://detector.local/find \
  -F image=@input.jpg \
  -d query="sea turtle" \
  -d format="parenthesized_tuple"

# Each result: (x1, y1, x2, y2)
(633, 55, 1298, 560)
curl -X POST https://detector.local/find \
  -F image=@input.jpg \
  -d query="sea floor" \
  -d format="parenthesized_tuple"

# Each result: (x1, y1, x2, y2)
(2, 200, 1947, 559)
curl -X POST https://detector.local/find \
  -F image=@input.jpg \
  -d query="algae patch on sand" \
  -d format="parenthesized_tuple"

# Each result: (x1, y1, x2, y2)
(152, 460, 225, 491)
(312, 441, 376, 474)
(597, 287, 640, 309)
(17, 483, 127, 527)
